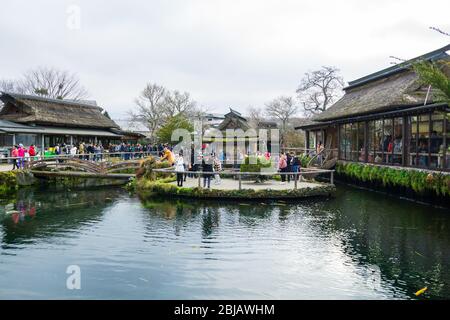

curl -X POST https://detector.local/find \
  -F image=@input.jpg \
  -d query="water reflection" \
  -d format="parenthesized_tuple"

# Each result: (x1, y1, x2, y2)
(0, 186, 449, 299)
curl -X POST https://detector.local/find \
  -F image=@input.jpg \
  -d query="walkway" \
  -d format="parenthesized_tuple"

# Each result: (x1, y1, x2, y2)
(171, 177, 324, 191)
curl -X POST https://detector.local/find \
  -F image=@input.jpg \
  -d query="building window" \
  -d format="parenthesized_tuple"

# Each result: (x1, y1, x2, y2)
(430, 112, 444, 169)
(357, 122, 365, 162)
(15, 134, 38, 147)
(392, 117, 403, 165)
(382, 118, 393, 164)
(446, 113, 450, 169)
(367, 121, 375, 163)
(417, 114, 430, 168)
(0, 134, 14, 147)
(374, 120, 383, 163)
(409, 116, 418, 166)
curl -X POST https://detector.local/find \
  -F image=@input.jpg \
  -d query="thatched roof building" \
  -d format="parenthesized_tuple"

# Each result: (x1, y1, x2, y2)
(0, 92, 119, 129)
(296, 44, 450, 172)
(303, 44, 450, 125)
(0, 92, 124, 149)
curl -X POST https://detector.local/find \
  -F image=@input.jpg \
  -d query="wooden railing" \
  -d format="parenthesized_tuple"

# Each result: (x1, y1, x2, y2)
(152, 167, 335, 190)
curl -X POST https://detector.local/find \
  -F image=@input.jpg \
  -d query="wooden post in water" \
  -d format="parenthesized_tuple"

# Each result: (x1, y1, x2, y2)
(330, 171, 334, 184)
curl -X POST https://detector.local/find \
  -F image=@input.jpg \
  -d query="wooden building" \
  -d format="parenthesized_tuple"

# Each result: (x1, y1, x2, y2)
(296, 45, 450, 171)
(0, 92, 123, 150)
(205, 108, 278, 155)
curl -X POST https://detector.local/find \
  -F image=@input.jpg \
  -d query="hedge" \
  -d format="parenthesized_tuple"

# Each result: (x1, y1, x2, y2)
(335, 162, 450, 197)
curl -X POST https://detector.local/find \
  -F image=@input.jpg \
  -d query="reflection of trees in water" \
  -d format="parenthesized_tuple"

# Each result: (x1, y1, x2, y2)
(317, 186, 450, 299)
(140, 198, 279, 238)
(0, 187, 125, 246)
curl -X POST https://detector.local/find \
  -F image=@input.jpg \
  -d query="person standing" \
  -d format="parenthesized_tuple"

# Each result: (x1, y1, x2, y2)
(278, 153, 288, 184)
(175, 152, 185, 187)
(286, 152, 292, 183)
(202, 155, 213, 189)
(17, 144, 26, 169)
(29, 144, 36, 159)
(11, 146, 18, 170)
(213, 154, 222, 185)
(291, 153, 301, 181)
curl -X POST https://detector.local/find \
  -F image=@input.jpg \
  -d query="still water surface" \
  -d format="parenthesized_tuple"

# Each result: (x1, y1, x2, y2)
(0, 185, 449, 299)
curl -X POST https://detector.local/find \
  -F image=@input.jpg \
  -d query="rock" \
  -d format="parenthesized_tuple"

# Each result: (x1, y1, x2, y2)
(15, 171, 37, 186)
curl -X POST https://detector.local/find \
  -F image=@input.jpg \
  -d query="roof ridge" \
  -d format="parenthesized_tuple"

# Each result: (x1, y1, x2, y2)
(0, 92, 101, 109)
(346, 44, 450, 90)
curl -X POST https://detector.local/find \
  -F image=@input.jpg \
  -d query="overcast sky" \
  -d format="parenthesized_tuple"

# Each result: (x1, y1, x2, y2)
(1, 0, 449, 121)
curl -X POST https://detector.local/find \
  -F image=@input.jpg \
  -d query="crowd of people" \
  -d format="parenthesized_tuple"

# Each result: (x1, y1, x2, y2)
(9, 140, 305, 187)
(8, 141, 166, 169)
(10, 144, 37, 169)
(159, 144, 304, 188)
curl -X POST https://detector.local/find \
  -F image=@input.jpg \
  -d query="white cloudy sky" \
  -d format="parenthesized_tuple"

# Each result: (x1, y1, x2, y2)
(0, 0, 449, 121)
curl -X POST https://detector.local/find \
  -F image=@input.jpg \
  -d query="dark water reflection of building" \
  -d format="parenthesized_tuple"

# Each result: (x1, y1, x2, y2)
(1, 186, 449, 299)
(140, 191, 450, 299)
(0, 187, 123, 246)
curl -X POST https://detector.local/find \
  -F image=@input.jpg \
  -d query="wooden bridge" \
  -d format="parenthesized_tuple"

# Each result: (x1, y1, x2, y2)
(25, 156, 143, 180)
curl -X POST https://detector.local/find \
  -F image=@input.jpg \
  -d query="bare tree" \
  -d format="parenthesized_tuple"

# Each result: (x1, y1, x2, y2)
(18, 67, 88, 100)
(265, 96, 298, 145)
(0, 79, 25, 94)
(296, 66, 344, 116)
(130, 83, 168, 141)
(247, 106, 264, 129)
(163, 90, 197, 118)
(429, 26, 450, 37)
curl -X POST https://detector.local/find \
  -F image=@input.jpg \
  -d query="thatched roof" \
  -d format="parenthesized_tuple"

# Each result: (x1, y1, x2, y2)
(312, 45, 450, 122)
(0, 92, 119, 129)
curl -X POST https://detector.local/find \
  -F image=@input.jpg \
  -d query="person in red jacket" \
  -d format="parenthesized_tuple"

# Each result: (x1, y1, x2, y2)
(29, 145, 36, 157)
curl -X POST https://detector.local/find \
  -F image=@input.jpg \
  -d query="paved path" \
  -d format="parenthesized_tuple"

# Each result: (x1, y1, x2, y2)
(171, 177, 324, 191)
(0, 164, 13, 172)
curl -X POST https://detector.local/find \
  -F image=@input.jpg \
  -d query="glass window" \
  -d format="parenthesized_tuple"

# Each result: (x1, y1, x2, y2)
(349, 123, 358, 161)
(357, 122, 365, 162)
(0, 134, 14, 147)
(430, 112, 444, 169)
(417, 114, 430, 168)
(446, 113, 450, 169)
(367, 121, 375, 163)
(15, 134, 38, 147)
(382, 119, 393, 164)
(392, 118, 403, 165)
(339, 124, 347, 160)
(409, 116, 418, 166)
(374, 120, 383, 163)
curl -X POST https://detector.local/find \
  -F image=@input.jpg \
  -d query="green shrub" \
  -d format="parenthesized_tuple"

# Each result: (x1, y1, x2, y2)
(335, 162, 450, 198)
(0, 171, 18, 195)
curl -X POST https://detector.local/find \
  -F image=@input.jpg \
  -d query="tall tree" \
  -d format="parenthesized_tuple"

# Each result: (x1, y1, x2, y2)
(163, 90, 197, 118)
(0, 79, 25, 94)
(265, 96, 298, 145)
(130, 83, 168, 142)
(412, 27, 450, 104)
(20, 67, 88, 100)
(296, 66, 344, 116)
(247, 106, 265, 129)
(156, 113, 194, 144)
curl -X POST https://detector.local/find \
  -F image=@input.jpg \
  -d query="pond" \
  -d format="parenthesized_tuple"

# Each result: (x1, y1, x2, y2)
(0, 185, 449, 299)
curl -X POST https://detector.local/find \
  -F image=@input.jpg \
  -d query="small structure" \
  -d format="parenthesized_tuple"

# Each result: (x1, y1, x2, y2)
(296, 45, 450, 171)
(204, 108, 278, 155)
(0, 92, 123, 150)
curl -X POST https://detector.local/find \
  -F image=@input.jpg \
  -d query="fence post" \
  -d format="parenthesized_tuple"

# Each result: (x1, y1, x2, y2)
(330, 171, 334, 185)
(238, 174, 242, 190)
(198, 173, 201, 188)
